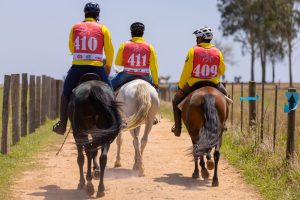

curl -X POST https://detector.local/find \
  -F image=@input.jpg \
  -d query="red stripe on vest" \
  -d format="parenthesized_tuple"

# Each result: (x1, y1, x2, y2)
(123, 41, 151, 75)
(192, 46, 220, 79)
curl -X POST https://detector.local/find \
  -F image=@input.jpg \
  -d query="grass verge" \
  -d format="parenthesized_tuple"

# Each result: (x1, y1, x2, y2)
(159, 101, 300, 200)
(0, 121, 62, 200)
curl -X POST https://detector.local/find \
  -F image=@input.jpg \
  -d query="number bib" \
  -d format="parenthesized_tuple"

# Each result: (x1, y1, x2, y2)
(122, 41, 151, 75)
(72, 21, 104, 61)
(192, 46, 220, 79)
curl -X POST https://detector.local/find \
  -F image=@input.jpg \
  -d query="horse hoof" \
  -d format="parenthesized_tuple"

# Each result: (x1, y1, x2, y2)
(212, 178, 219, 187)
(207, 160, 215, 170)
(201, 169, 209, 180)
(132, 164, 139, 171)
(93, 169, 100, 180)
(114, 162, 122, 168)
(96, 191, 105, 198)
(77, 182, 85, 190)
(138, 171, 145, 177)
(86, 182, 95, 196)
(192, 172, 200, 179)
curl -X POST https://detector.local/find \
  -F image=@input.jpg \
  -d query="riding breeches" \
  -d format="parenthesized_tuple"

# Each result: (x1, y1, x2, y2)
(63, 65, 112, 98)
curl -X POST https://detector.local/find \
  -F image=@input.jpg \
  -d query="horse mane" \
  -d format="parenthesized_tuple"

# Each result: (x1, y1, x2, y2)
(72, 81, 122, 147)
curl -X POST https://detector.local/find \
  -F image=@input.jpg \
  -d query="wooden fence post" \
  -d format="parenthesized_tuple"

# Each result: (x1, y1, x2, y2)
(41, 75, 46, 124)
(51, 78, 57, 119)
(286, 88, 297, 161)
(248, 81, 256, 130)
(56, 80, 61, 118)
(260, 82, 265, 142)
(29, 75, 36, 134)
(1, 75, 11, 154)
(46, 76, 51, 118)
(21, 73, 28, 137)
(11, 74, 21, 145)
(240, 82, 244, 132)
(273, 85, 278, 152)
(35, 76, 41, 128)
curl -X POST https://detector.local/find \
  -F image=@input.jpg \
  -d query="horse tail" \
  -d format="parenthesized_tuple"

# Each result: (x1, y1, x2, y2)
(74, 84, 122, 146)
(125, 83, 151, 130)
(194, 94, 220, 157)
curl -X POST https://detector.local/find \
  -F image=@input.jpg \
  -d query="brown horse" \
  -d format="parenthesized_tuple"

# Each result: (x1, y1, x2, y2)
(181, 86, 228, 187)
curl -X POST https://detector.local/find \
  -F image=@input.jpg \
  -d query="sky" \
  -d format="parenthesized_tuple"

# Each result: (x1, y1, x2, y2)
(0, 0, 299, 83)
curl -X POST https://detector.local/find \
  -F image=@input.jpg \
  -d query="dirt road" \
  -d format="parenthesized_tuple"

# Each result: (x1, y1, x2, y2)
(12, 119, 262, 200)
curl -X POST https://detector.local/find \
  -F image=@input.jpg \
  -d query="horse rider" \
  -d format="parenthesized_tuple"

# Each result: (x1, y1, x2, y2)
(111, 22, 159, 91)
(53, 2, 114, 135)
(171, 26, 228, 137)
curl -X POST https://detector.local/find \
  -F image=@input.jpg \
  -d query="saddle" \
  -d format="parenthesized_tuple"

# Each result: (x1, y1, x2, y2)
(114, 77, 153, 91)
(78, 73, 101, 84)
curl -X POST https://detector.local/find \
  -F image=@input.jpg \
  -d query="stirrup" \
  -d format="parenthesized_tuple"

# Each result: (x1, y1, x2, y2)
(53, 121, 66, 135)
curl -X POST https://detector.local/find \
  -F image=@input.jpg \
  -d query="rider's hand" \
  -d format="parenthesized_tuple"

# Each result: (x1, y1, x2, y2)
(104, 65, 111, 76)
(176, 89, 184, 96)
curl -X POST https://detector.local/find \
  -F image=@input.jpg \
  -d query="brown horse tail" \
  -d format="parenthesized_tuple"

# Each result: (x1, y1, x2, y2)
(124, 82, 151, 131)
(193, 94, 220, 157)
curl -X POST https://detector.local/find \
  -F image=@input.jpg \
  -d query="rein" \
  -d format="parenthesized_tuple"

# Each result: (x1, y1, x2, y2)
(56, 127, 72, 156)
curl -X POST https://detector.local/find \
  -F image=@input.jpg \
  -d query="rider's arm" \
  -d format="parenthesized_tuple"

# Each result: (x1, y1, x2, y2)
(115, 42, 125, 66)
(149, 44, 159, 86)
(218, 51, 226, 76)
(178, 48, 194, 90)
(68, 26, 74, 54)
(102, 25, 114, 68)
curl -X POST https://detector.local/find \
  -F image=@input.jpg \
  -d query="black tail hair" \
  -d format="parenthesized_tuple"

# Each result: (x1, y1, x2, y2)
(194, 94, 220, 156)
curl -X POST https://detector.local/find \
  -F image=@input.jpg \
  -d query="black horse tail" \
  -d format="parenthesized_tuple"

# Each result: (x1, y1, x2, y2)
(74, 84, 122, 147)
(193, 94, 220, 157)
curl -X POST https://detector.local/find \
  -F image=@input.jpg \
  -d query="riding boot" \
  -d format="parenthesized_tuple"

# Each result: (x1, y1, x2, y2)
(217, 83, 229, 131)
(53, 95, 69, 135)
(171, 100, 182, 137)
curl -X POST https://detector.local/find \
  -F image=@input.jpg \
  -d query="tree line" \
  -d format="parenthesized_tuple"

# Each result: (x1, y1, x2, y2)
(218, 0, 300, 86)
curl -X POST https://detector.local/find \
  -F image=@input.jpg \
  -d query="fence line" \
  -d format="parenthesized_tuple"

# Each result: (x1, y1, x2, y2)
(1, 74, 63, 155)
(158, 81, 298, 161)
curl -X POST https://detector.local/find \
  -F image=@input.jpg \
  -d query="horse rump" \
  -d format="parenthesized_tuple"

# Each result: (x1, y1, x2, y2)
(193, 94, 220, 157)
(72, 81, 122, 146)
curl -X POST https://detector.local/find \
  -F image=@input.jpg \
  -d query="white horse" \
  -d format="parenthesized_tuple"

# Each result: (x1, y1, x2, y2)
(114, 79, 159, 176)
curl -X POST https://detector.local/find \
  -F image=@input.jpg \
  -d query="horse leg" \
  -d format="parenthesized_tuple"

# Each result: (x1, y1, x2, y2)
(76, 145, 85, 190)
(200, 156, 209, 179)
(206, 150, 215, 170)
(114, 132, 123, 168)
(97, 143, 109, 198)
(212, 147, 220, 187)
(92, 150, 100, 180)
(192, 156, 200, 179)
(131, 127, 144, 176)
(141, 116, 154, 156)
(85, 149, 95, 196)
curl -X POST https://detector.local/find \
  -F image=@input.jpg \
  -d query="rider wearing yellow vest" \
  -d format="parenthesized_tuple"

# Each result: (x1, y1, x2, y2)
(111, 22, 159, 90)
(53, 2, 114, 135)
(171, 26, 228, 136)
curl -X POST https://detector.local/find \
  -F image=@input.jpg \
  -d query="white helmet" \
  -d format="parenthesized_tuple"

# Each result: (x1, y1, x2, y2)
(193, 26, 213, 40)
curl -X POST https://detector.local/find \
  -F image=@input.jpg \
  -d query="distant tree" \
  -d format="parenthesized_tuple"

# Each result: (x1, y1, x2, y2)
(276, 0, 300, 87)
(217, 0, 258, 81)
(214, 40, 235, 66)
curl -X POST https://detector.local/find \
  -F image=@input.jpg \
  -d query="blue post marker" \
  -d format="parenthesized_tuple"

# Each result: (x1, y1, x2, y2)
(284, 92, 299, 113)
(240, 95, 260, 102)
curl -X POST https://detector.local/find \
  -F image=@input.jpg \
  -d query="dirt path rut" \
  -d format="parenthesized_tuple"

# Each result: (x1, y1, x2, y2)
(12, 119, 261, 200)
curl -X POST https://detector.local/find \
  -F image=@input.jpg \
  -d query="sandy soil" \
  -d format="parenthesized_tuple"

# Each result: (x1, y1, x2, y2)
(12, 119, 262, 200)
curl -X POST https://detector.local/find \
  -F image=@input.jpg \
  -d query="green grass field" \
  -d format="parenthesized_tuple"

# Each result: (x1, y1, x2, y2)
(0, 122, 62, 200)
(159, 100, 300, 200)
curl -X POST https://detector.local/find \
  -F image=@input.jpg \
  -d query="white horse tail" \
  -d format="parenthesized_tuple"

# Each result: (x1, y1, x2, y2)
(125, 83, 151, 130)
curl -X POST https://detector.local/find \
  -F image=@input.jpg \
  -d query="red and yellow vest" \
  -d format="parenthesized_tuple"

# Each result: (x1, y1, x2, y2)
(191, 46, 220, 79)
(122, 41, 151, 75)
(72, 21, 104, 62)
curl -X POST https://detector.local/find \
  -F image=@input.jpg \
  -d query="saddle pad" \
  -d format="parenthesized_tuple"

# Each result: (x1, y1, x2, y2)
(177, 92, 233, 111)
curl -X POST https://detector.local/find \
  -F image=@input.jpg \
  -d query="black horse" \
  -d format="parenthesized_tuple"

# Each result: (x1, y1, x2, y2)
(68, 75, 122, 197)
